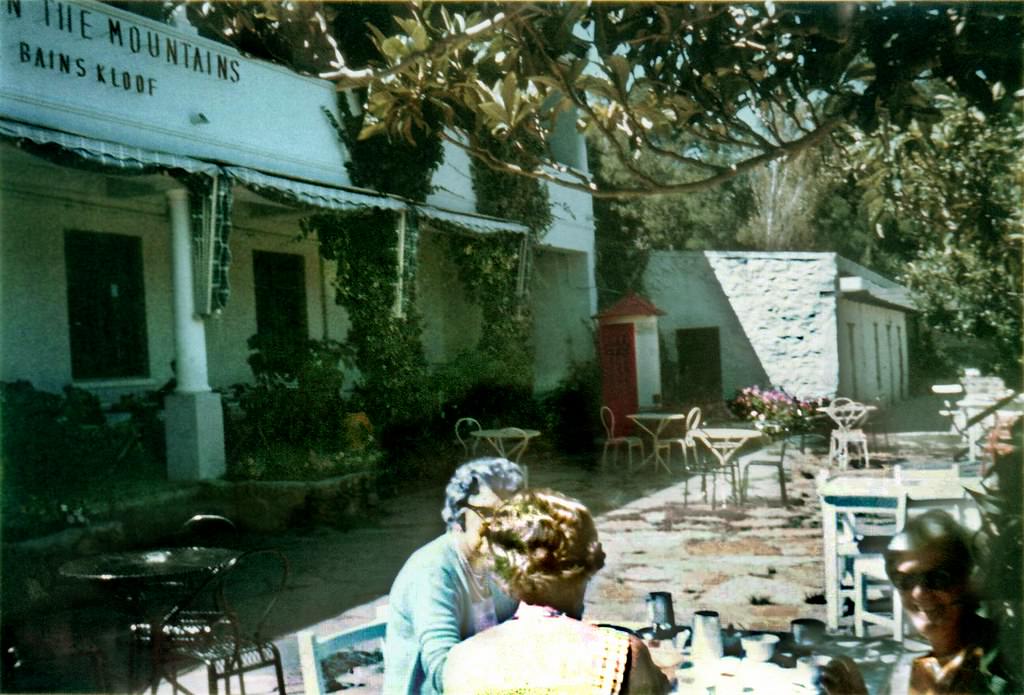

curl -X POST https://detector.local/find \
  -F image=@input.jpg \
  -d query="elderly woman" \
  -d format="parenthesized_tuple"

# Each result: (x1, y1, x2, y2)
(383, 458, 526, 695)
(443, 489, 671, 694)
(819, 509, 1017, 694)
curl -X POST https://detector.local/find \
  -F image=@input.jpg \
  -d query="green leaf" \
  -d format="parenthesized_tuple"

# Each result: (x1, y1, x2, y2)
(479, 101, 510, 125)
(380, 36, 409, 61)
(502, 73, 519, 114)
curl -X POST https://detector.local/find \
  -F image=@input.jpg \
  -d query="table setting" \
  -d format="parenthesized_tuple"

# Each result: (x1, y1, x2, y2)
(616, 592, 913, 693)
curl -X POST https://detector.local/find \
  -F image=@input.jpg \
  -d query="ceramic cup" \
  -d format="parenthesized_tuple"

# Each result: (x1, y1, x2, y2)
(790, 618, 827, 646)
(691, 610, 724, 661)
(740, 633, 779, 662)
(795, 654, 833, 690)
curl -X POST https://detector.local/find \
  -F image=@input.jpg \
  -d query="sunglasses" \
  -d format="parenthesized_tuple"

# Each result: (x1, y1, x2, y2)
(890, 568, 959, 592)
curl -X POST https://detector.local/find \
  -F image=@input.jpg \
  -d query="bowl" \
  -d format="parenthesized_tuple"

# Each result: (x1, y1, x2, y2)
(740, 633, 780, 662)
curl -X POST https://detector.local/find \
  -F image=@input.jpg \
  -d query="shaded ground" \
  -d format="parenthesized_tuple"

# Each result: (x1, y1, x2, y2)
(4, 395, 967, 694)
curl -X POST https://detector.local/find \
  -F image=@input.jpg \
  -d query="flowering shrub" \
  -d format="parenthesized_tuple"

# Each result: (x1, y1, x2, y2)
(727, 386, 830, 434)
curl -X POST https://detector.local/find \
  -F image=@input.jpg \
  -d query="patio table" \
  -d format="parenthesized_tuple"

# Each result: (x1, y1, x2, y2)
(470, 427, 540, 463)
(60, 547, 239, 693)
(59, 547, 237, 586)
(669, 628, 916, 693)
(598, 619, 915, 693)
(818, 475, 982, 631)
(690, 427, 764, 506)
(627, 412, 687, 474)
(471, 427, 541, 485)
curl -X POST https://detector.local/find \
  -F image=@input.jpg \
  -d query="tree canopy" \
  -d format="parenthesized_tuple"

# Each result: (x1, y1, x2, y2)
(322, 2, 1020, 198)
(180, 2, 1021, 199)
(175, 1, 1022, 378)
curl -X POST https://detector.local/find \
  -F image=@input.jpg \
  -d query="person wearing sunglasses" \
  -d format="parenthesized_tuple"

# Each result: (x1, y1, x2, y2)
(818, 509, 1016, 694)
(383, 457, 525, 695)
(443, 489, 670, 694)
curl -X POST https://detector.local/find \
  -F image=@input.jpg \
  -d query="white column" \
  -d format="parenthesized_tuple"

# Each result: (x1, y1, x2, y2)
(164, 187, 224, 481)
(166, 188, 210, 393)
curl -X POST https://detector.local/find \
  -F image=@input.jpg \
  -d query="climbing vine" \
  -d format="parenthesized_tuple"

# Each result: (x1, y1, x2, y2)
(440, 230, 533, 386)
(324, 96, 444, 202)
(301, 209, 430, 425)
(471, 131, 554, 239)
(449, 131, 554, 386)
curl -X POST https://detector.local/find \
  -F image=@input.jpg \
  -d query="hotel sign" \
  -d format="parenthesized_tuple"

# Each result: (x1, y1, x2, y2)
(1, 0, 350, 185)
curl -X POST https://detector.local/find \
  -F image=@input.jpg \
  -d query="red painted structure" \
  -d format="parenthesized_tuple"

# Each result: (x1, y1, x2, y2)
(595, 293, 665, 437)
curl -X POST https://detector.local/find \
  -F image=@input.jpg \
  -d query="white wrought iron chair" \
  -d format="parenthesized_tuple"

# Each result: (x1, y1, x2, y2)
(600, 406, 644, 469)
(659, 407, 702, 472)
(454, 417, 481, 458)
(822, 397, 871, 468)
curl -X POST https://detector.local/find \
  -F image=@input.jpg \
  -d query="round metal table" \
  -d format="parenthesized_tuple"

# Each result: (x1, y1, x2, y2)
(59, 547, 237, 584)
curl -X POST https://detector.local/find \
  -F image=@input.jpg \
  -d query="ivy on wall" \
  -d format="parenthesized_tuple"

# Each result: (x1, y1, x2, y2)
(456, 132, 555, 387)
(324, 97, 444, 202)
(301, 209, 430, 425)
(470, 132, 554, 239)
(439, 230, 533, 386)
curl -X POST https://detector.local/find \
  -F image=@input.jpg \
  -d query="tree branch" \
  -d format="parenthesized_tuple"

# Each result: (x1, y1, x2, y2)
(321, 5, 535, 89)
(445, 116, 845, 199)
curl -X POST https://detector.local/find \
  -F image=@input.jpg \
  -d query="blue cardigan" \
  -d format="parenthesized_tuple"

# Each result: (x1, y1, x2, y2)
(383, 533, 518, 694)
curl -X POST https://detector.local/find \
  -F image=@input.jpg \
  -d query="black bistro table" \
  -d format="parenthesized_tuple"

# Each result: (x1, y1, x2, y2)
(60, 547, 238, 691)
(60, 547, 236, 585)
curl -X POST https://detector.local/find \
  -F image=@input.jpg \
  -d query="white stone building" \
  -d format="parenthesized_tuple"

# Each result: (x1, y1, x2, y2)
(0, 1, 596, 479)
(643, 251, 914, 405)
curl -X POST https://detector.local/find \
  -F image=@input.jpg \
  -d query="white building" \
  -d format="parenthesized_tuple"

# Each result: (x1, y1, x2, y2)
(643, 251, 914, 405)
(0, 1, 596, 479)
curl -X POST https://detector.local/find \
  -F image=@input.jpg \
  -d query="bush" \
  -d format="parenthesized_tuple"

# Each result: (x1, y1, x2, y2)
(224, 336, 387, 481)
(727, 385, 830, 435)
(230, 335, 356, 452)
(538, 361, 602, 455)
(1, 380, 165, 539)
(226, 444, 382, 482)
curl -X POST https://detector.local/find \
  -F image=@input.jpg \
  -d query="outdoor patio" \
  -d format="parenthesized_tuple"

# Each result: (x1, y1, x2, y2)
(133, 396, 971, 694)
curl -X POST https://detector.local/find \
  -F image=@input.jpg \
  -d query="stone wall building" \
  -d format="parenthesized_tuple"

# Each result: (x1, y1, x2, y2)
(644, 251, 914, 405)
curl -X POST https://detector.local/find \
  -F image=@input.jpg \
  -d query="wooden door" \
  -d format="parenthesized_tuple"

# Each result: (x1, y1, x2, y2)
(599, 322, 637, 436)
(676, 327, 722, 405)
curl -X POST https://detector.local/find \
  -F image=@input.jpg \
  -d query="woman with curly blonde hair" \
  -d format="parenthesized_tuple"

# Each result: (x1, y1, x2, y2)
(443, 489, 670, 694)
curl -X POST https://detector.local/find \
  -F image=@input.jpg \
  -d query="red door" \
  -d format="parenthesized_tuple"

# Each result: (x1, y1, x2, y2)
(599, 322, 638, 436)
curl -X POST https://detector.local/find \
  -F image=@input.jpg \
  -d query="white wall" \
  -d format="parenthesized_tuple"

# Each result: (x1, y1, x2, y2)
(530, 248, 594, 391)
(644, 252, 772, 400)
(836, 298, 909, 404)
(645, 251, 850, 400)
(0, 148, 175, 398)
(1, 0, 351, 186)
(416, 230, 482, 365)
(425, 137, 598, 391)
(0, 146, 349, 401)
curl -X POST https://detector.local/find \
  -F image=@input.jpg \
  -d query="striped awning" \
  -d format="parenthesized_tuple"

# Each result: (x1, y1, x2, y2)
(1, 119, 529, 234)
(415, 204, 529, 235)
(0, 118, 219, 175)
(224, 166, 406, 212)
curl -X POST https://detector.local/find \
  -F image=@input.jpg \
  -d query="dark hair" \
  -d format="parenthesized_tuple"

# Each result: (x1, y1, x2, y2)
(481, 489, 605, 605)
(885, 509, 974, 582)
(441, 457, 525, 531)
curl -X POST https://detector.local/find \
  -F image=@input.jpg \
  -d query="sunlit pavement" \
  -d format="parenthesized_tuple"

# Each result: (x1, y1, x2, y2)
(160, 400, 964, 694)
